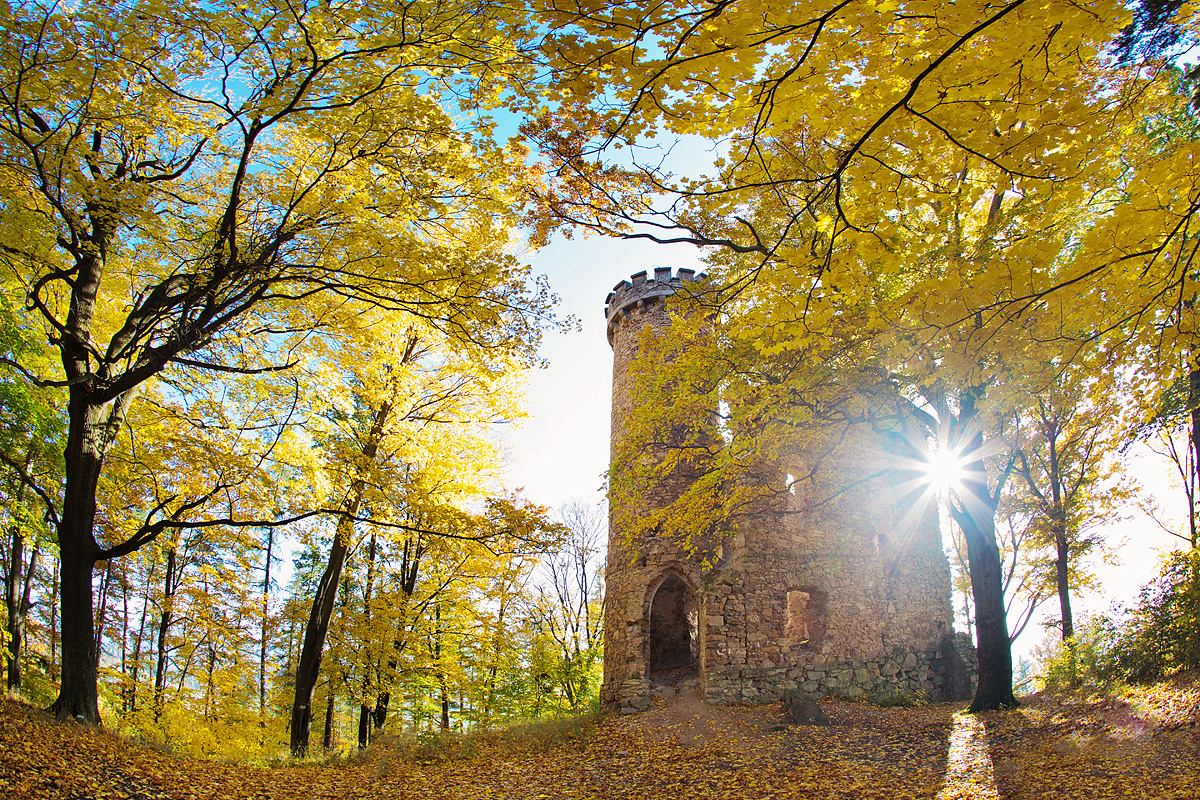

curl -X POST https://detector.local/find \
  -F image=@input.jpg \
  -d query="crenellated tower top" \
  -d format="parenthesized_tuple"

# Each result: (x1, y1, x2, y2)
(604, 266, 706, 345)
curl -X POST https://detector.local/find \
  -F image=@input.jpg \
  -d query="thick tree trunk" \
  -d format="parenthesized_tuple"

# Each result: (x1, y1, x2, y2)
(50, 394, 107, 723)
(357, 704, 371, 749)
(53, 546, 100, 721)
(955, 444, 1017, 711)
(945, 394, 1016, 713)
(959, 504, 1016, 711)
(372, 691, 389, 729)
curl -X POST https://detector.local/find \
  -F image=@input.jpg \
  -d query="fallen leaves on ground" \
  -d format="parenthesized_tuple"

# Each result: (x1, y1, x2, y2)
(2, 675, 1198, 800)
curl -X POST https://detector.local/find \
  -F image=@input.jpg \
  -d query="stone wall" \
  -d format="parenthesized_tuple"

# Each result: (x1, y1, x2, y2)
(602, 268, 710, 713)
(602, 268, 973, 714)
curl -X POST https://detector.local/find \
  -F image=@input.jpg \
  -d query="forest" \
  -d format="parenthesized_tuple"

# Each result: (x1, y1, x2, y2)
(1, 0, 1200, 796)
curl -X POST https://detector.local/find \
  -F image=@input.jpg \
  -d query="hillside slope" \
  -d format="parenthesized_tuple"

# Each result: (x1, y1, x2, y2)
(2, 676, 1197, 799)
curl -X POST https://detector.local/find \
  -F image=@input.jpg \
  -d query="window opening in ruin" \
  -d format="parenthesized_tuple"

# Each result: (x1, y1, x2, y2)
(785, 587, 825, 647)
(647, 574, 698, 680)
(785, 590, 812, 645)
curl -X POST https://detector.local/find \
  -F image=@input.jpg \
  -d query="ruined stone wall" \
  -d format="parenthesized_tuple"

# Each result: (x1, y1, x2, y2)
(700, 431, 957, 703)
(602, 268, 970, 713)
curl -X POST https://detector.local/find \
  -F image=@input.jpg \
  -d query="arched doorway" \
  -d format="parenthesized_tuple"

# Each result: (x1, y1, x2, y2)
(647, 573, 698, 679)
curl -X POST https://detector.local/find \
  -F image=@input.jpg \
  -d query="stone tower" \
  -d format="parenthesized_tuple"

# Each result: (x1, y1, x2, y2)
(601, 268, 973, 714)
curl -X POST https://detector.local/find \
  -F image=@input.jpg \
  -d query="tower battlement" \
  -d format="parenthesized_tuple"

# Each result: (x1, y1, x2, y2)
(604, 267, 705, 343)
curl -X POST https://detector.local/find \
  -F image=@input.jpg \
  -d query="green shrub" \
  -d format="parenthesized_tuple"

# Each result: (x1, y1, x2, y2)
(1039, 549, 1200, 688)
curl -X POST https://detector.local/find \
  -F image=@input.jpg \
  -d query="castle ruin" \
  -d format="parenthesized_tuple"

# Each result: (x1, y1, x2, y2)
(601, 267, 975, 713)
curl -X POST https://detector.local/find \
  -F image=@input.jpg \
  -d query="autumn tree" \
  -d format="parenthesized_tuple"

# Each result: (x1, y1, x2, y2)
(1011, 368, 1132, 643)
(0, 291, 61, 692)
(533, 0, 1197, 709)
(0, 0, 553, 723)
(528, 499, 605, 711)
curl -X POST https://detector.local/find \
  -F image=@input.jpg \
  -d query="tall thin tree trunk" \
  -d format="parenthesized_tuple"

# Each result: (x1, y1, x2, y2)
(5, 524, 27, 690)
(260, 528, 273, 719)
(5, 456, 33, 691)
(322, 691, 335, 751)
(290, 513, 354, 755)
(1054, 526, 1074, 641)
(289, 402, 391, 756)
(49, 559, 59, 684)
(1046, 431, 1074, 642)
(358, 530, 377, 750)
(440, 683, 450, 731)
(119, 562, 129, 711)
(93, 560, 112, 669)
(153, 542, 179, 717)
(1188, 366, 1200, 549)
(129, 557, 155, 713)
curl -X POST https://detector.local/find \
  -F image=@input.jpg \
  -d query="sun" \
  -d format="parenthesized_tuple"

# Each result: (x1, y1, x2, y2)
(921, 445, 968, 496)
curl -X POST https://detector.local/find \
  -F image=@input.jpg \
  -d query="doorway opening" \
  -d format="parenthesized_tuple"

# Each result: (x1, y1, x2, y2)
(647, 573, 698, 682)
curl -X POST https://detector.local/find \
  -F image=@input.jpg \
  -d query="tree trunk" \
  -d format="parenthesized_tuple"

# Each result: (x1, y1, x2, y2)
(1054, 525, 1074, 641)
(5, 525, 26, 690)
(5, 448, 38, 692)
(322, 692, 335, 750)
(93, 560, 112, 669)
(440, 683, 450, 731)
(372, 691, 389, 729)
(49, 559, 59, 683)
(958, 505, 1016, 711)
(357, 704, 371, 749)
(1189, 366, 1200, 548)
(289, 403, 391, 756)
(944, 393, 1016, 713)
(260, 528, 273, 718)
(289, 514, 354, 756)
(154, 542, 178, 717)
(50, 394, 107, 723)
(129, 558, 155, 714)
(119, 562, 129, 711)
(357, 530, 377, 750)
(955, 456, 1017, 712)
(52, 545, 100, 721)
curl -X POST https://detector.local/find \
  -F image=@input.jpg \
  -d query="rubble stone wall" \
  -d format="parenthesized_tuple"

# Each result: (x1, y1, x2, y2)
(602, 268, 973, 714)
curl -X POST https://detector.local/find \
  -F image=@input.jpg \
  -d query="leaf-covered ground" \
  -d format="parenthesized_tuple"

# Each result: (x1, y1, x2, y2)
(3, 676, 1198, 800)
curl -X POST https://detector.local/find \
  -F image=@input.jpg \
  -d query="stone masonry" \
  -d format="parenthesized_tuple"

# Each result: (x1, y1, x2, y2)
(600, 267, 976, 713)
